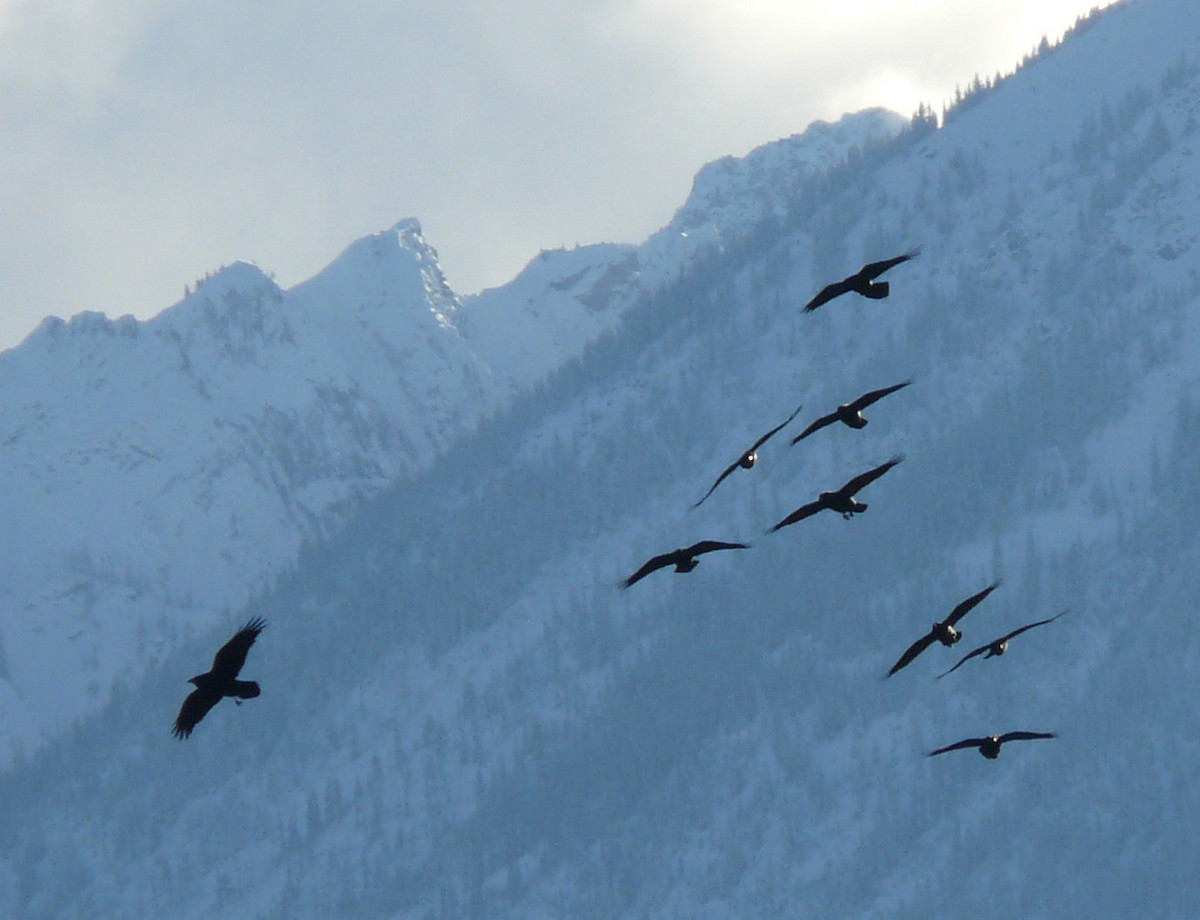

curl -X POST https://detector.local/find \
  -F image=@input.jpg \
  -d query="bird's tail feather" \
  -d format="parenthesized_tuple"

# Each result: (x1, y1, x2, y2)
(232, 680, 260, 699)
(863, 281, 889, 299)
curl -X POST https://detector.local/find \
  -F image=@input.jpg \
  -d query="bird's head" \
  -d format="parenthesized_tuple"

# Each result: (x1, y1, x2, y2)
(187, 675, 203, 686)
(740, 450, 757, 469)
(935, 623, 961, 645)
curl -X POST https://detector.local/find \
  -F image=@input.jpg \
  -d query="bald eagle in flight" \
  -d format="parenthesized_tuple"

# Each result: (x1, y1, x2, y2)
(938, 609, 1068, 679)
(887, 582, 1000, 678)
(928, 731, 1056, 760)
(692, 403, 803, 508)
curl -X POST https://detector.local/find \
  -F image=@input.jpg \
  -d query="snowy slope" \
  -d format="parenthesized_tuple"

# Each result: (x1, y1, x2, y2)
(0, 110, 890, 763)
(0, 219, 502, 758)
(461, 108, 903, 393)
(9, 0, 1200, 917)
(667, 107, 905, 241)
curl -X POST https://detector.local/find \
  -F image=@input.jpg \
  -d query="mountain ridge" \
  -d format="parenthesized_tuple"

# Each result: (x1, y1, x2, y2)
(8, 2, 1200, 915)
(0, 108, 889, 761)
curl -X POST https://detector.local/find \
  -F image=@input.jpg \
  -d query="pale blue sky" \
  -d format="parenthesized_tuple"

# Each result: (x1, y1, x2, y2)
(0, 1, 1116, 350)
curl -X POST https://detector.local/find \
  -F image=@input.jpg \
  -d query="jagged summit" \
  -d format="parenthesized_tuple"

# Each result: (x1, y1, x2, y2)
(297, 218, 462, 326)
(0, 217, 498, 760)
(17, 261, 280, 360)
(23, 310, 141, 349)
(191, 260, 276, 296)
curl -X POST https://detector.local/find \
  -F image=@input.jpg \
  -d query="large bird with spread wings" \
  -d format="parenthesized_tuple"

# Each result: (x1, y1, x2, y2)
(928, 731, 1056, 760)
(768, 455, 903, 533)
(887, 582, 1000, 678)
(692, 403, 804, 508)
(621, 540, 751, 589)
(791, 382, 911, 445)
(173, 617, 266, 739)
(802, 248, 921, 313)
(938, 609, 1068, 679)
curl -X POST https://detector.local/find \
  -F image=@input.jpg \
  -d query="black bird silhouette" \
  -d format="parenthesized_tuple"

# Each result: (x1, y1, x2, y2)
(621, 540, 751, 589)
(802, 247, 921, 313)
(173, 617, 266, 739)
(768, 455, 903, 533)
(928, 731, 1056, 759)
(791, 382, 912, 445)
(938, 609, 1068, 679)
(692, 403, 804, 508)
(887, 581, 1000, 678)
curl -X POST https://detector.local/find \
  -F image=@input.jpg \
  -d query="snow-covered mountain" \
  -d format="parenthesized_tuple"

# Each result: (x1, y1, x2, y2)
(0, 114, 892, 762)
(0, 113, 892, 762)
(7, 0, 1200, 916)
(0, 219, 499, 757)
(460, 107, 904, 393)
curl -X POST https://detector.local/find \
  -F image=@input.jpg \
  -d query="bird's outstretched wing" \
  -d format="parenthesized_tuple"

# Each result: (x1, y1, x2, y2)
(860, 247, 922, 281)
(686, 540, 752, 557)
(1000, 608, 1068, 643)
(936, 640, 992, 679)
(928, 736, 987, 757)
(768, 500, 824, 533)
(211, 617, 266, 678)
(173, 687, 221, 740)
(802, 278, 853, 313)
(887, 632, 935, 677)
(998, 730, 1056, 744)
(749, 403, 804, 452)
(937, 609, 1065, 679)
(693, 406, 803, 509)
(945, 581, 1000, 627)
(621, 552, 678, 589)
(850, 380, 913, 412)
(838, 455, 904, 497)
(692, 459, 742, 509)
(790, 410, 840, 445)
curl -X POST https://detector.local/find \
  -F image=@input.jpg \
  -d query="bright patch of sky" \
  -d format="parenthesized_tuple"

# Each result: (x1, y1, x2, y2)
(0, 0, 1117, 349)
